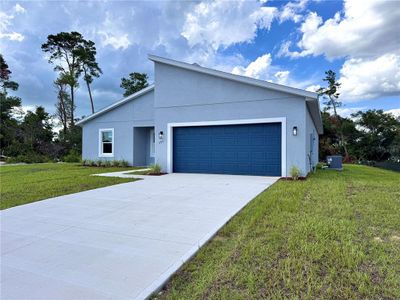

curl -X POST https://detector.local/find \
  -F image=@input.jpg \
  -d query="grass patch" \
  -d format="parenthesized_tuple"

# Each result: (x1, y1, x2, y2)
(155, 165, 400, 299)
(0, 163, 142, 210)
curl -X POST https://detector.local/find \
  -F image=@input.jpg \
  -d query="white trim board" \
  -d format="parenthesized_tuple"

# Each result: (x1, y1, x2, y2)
(167, 118, 287, 177)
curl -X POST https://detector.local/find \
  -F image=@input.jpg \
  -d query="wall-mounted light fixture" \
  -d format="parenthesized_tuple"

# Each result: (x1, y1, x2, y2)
(158, 131, 164, 141)
(293, 126, 298, 136)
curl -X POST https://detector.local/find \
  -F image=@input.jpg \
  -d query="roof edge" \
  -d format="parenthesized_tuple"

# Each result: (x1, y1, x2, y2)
(148, 54, 318, 100)
(76, 85, 155, 126)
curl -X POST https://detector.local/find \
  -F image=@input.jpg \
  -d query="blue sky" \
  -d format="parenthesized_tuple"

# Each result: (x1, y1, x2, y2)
(1, 0, 399, 121)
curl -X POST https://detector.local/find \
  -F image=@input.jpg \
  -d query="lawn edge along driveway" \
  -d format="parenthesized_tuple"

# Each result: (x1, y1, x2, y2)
(0, 163, 141, 210)
(154, 165, 400, 300)
(1, 173, 278, 300)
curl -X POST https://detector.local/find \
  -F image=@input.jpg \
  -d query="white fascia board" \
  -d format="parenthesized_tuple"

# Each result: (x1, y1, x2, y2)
(148, 54, 318, 100)
(76, 85, 155, 126)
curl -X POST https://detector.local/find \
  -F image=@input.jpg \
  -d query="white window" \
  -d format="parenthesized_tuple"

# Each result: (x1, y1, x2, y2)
(99, 128, 114, 157)
(150, 128, 155, 157)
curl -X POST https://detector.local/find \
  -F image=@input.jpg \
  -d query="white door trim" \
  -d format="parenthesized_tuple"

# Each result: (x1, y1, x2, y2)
(167, 117, 287, 177)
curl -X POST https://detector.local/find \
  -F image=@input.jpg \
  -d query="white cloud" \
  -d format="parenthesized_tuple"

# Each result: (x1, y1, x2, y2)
(281, 0, 400, 59)
(279, 0, 308, 23)
(337, 107, 366, 118)
(232, 54, 272, 80)
(274, 70, 290, 85)
(279, 0, 400, 101)
(11, 105, 35, 121)
(385, 108, 400, 118)
(0, 32, 24, 41)
(97, 12, 132, 50)
(14, 4, 26, 14)
(98, 31, 131, 50)
(339, 53, 400, 101)
(231, 54, 294, 87)
(0, 9, 24, 42)
(181, 1, 277, 50)
(306, 84, 321, 92)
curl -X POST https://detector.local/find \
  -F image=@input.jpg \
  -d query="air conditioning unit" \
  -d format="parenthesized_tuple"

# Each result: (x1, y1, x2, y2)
(326, 155, 343, 170)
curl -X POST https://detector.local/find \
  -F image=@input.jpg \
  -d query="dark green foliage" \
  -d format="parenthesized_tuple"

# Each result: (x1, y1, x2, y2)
(20, 106, 54, 152)
(63, 149, 81, 163)
(318, 70, 349, 158)
(81, 159, 129, 167)
(75, 39, 102, 113)
(0, 94, 21, 153)
(0, 54, 22, 154)
(0, 55, 76, 162)
(317, 70, 399, 163)
(320, 109, 400, 162)
(318, 70, 342, 110)
(42, 31, 101, 123)
(40, 31, 101, 161)
(41, 32, 84, 125)
(120, 72, 149, 97)
(0, 54, 19, 92)
(54, 77, 74, 135)
(56, 125, 82, 155)
(6, 154, 52, 164)
(351, 110, 400, 161)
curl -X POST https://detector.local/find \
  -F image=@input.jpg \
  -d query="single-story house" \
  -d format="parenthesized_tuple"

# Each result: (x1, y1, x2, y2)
(77, 55, 322, 177)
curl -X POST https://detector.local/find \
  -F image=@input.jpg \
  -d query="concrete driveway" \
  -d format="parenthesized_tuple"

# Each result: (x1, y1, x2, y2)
(1, 173, 278, 300)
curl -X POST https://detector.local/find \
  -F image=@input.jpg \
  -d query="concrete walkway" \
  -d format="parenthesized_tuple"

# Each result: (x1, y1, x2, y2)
(1, 173, 278, 300)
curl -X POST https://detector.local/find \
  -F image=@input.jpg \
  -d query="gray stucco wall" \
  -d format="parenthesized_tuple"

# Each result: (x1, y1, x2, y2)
(305, 106, 319, 173)
(81, 90, 154, 165)
(153, 62, 311, 176)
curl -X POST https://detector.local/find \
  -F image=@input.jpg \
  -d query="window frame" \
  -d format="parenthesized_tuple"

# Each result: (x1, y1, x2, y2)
(149, 128, 155, 157)
(98, 128, 114, 157)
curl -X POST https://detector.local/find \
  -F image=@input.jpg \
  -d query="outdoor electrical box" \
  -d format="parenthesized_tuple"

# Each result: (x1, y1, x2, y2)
(326, 155, 343, 170)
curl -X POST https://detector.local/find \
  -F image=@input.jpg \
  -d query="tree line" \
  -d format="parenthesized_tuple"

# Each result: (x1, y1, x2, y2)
(1, 31, 149, 163)
(0, 31, 398, 165)
(318, 71, 400, 163)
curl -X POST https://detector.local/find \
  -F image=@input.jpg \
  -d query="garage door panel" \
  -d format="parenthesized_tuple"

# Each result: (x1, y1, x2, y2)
(173, 123, 281, 176)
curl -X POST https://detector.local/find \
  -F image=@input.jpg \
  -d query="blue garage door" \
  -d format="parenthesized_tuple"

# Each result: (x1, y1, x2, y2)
(173, 123, 281, 176)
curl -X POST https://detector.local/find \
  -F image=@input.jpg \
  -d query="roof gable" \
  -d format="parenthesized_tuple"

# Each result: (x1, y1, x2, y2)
(149, 54, 322, 134)
(76, 85, 154, 126)
(148, 55, 318, 100)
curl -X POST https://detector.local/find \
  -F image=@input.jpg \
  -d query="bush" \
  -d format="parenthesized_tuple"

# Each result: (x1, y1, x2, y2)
(149, 163, 162, 174)
(290, 165, 301, 180)
(63, 150, 81, 163)
(120, 160, 129, 167)
(6, 153, 52, 164)
(80, 159, 129, 168)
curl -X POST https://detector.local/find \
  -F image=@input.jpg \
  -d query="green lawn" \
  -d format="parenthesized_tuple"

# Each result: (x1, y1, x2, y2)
(155, 165, 400, 299)
(0, 163, 141, 210)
